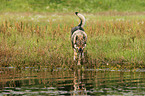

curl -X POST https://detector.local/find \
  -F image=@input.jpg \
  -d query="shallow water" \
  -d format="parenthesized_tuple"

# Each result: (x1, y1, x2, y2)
(0, 67, 144, 96)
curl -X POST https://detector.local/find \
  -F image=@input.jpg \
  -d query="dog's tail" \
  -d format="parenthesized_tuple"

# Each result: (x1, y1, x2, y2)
(75, 12, 85, 28)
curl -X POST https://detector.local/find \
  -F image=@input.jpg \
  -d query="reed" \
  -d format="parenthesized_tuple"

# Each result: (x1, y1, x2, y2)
(0, 13, 144, 69)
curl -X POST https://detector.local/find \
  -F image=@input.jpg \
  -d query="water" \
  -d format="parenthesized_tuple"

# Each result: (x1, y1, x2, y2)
(0, 67, 144, 96)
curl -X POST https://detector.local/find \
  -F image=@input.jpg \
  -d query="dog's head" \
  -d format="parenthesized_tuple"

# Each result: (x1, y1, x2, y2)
(74, 34, 87, 53)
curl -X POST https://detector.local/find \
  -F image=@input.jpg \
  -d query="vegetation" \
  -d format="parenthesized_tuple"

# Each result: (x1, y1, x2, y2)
(0, 13, 145, 69)
(0, 0, 145, 13)
(0, 0, 145, 69)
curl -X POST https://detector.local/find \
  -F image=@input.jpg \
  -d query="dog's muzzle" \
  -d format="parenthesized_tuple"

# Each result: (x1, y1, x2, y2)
(74, 44, 83, 53)
(74, 44, 86, 53)
(78, 48, 83, 53)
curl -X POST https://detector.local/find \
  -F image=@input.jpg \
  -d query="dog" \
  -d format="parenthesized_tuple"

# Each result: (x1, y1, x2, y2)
(71, 12, 87, 65)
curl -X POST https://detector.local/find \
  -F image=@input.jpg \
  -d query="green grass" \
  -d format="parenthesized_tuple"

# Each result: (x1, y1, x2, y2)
(0, 0, 145, 13)
(0, 13, 145, 69)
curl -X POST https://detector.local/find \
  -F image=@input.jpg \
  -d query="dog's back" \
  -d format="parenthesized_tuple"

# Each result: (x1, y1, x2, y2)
(71, 26, 84, 35)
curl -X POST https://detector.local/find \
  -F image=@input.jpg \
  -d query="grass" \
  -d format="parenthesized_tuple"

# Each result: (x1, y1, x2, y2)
(0, 0, 145, 13)
(0, 12, 145, 70)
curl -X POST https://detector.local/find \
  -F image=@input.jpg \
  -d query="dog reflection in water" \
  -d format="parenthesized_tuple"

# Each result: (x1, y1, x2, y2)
(73, 69, 87, 95)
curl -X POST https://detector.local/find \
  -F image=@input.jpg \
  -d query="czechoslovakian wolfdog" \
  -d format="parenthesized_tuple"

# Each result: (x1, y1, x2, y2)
(71, 12, 87, 65)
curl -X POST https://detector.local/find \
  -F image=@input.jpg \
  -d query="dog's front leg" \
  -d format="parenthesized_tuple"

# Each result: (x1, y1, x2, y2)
(82, 52, 85, 63)
(77, 53, 81, 65)
(82, 52, 84, 59)
(74, 49, 77, 60)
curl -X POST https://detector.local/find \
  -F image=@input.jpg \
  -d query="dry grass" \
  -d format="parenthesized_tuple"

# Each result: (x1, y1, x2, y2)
(0, 12, 145, 69)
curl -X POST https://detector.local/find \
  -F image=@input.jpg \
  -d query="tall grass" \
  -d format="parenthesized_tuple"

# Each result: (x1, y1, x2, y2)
(0, 13, 145, 69)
